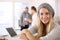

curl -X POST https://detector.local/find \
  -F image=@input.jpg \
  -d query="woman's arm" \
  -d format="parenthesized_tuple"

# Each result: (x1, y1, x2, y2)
(22, 29, 38, 40)
(26, 18, 32, 23)
(20, 20, 38, 40)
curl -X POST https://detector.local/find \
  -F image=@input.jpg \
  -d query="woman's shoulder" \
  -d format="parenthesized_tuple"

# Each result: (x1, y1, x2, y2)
(52, 22, 60, 33)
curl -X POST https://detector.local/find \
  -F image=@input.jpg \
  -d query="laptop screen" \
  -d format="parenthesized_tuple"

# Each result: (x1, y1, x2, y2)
(6, 28, 17, 37)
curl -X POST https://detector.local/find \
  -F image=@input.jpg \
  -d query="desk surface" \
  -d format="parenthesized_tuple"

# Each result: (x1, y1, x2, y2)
(0, 29, 26, 40)
(0, 35, 27, 40)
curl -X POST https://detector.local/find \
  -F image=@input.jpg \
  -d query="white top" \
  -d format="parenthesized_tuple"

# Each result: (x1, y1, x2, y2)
(31, 13, 38, 27)
(40, 23, 60, 40)
(28, 22, 60, 40)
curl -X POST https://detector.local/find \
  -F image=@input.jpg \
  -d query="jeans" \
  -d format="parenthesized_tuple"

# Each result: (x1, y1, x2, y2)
(20, 25, 29, 31)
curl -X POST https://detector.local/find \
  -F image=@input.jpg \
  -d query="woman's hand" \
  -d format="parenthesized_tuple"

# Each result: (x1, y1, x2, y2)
(22, 29, 38, 40)
(19, 29, 29, 38)
(22, 29, 29, 34)
(25, 18, 32, 23)
(19, 33, 26, 38)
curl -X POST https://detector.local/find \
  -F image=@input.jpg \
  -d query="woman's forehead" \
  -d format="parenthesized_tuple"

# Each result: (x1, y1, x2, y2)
(39, 8, 50, 13)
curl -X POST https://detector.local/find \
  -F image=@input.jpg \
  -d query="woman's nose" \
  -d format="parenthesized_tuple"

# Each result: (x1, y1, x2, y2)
(43, 14, 46, 18)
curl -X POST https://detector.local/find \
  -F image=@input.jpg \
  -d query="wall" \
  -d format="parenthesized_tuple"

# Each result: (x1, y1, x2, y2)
(56, 0, 60, 17)
(0, 0, 59, 28)
(0, 0, 29, 2)
(0, 0, 58, 17)
(29, 0, 56, 17)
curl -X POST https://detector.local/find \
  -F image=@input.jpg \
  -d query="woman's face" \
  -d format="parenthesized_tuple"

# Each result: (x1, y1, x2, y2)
(31, 9, 34, 14)
(39, 8, 51, 24)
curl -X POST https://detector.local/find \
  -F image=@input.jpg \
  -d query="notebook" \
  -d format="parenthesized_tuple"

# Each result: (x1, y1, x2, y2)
(6, 28, 17, 37)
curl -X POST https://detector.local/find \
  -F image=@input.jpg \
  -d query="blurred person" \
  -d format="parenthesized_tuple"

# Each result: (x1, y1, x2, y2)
(30, 6, 38, 27)
(19, 6, 38, 40)
(26, 6, 38, 27)
(20, 7, 32, 30)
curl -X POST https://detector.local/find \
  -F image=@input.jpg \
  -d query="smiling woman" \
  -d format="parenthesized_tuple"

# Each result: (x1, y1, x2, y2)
(19, 3, 60, 40)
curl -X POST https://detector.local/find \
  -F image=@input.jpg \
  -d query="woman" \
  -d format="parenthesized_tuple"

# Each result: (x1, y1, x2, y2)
(20, 3, 60, 40)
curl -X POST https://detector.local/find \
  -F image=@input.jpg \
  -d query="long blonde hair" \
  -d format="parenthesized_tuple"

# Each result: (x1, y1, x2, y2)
(36, 15, 55, 37)
(36, 3, 55, 38)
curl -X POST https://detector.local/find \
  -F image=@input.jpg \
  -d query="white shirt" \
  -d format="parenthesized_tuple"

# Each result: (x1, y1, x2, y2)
(31, 13, 38, 27)
(28, 22, 60, 40)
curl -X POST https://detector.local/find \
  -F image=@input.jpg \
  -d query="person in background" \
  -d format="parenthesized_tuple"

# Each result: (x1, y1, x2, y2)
(23, 6, 38, 25)
(19, 6, 38, 40)
(20, 7, 32, 30)
(19, 3, 60, 40)
(30, 6, 38, 27)
(26, 6, 38, 28)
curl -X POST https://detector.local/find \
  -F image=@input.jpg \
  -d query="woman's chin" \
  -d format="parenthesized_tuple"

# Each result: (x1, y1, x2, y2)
(42, 21, 48, 24)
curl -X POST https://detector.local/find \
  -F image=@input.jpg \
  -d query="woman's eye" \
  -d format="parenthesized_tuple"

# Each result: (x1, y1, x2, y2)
(45, 12, 49, 15)
(40, 13, 43, 15)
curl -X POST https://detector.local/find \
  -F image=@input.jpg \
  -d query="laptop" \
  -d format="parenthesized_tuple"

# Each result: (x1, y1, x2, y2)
(6, 28, 17, 37)
(6, 28, 21, 40)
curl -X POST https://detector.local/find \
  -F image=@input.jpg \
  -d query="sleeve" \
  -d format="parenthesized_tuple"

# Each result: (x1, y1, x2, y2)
(28, 13, 32, 24)
(20, 13, 23, 26)
(29, 13, 32, 20)
(28, 25, 38, 34)
(39, 26, 60, 40)
(28, 14, 38, 34)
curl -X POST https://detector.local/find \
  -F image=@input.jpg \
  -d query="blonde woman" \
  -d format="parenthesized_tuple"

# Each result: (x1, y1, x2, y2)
(19, 3, 60, 40)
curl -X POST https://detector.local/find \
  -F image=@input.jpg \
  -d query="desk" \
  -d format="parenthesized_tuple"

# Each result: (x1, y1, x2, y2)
(0, 35, 25, 40)
(0, 29, 27, 40)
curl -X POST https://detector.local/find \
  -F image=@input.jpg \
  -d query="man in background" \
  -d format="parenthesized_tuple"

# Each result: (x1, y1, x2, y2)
(20, 7, 32, 30)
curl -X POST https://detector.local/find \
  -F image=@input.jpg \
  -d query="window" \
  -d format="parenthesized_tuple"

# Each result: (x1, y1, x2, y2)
(0, 2, 29, 35)
(14, 2, 29, 29)
(0, 2, 13, 35)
